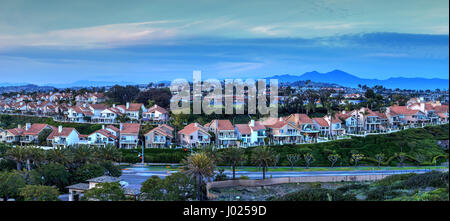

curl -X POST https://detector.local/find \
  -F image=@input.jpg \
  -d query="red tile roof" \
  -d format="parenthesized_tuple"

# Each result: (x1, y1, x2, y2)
(313, 118, 329, 127)
(389, 105, 421, 115)
(120, 123, 140, 134)
(117, 103, 143, 112)
(235, 124, 251, 135)
(145, 104, 168, 114)
(250, 121, 266, 131)
(23, 124, 51, 136)
(47, 127, 77, 139)
(178, 123, 209, 135)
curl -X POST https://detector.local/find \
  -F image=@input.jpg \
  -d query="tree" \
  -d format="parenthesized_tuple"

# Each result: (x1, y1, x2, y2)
(95, 145, 122, 162)
(251, 147, 277, 180)
(375, 153, 385, 168)
(70, 145, 95, 166)
(31, 163, 70, 191)
(303, 152, 315, 168)
(397, 152, 407, 167)
(327, 153, 340, 167)
(82, 182, 127, 201)
(140, 173, 197, 201)
(19, 185, 60, 201)
(220, 147, 246, 179)
(73, 164, 105, 183)
(286, 154, 300, 170)
(46, 147, 72, 167)
(0, 171, 26, 201)
(359, 108, 370, 133)
(414, 153, 426, 166)
(351, 153, 364, 167)
(181, 152, 215, 201)
(6, 146, 27, 170)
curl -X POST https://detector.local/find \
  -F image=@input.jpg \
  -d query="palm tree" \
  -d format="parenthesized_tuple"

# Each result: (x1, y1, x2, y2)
(70, 145, 94, 166)
(251, 147, 277, 180)
(46, 146, 72, 166)
(220, 147, 246, 180)
(326, 103, 336, 139)
(181, 152, 216, 201)
(23, 146, 45, 170)
(94, 145, 122, 162)
(6, 146, 27, 170)
(359, 108, 370, 133)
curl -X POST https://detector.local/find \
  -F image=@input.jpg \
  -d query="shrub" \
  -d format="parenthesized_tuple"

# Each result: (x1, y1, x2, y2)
(271, 188, 356, 201)
(376, 173, 416, 186)
(239, 175, 250, 180)
(401, 171, 449, 189)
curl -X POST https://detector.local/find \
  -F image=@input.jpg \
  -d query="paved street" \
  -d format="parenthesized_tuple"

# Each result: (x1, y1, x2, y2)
(120, 166, 439, 190)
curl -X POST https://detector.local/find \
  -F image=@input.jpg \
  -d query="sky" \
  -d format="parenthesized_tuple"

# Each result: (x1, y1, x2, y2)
(0, 0, 448, 85)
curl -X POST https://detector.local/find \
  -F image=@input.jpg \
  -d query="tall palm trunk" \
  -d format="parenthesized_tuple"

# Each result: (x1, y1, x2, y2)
(262, 166, 266, 179)
(232, 162, 236, 180)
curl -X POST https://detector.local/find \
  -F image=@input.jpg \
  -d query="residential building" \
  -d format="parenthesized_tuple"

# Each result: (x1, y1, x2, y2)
(205, 120, 237, 147)
(144, 124, 174, 148)
(119, 123, 140, 149)
(234, 120, 266, 147)
(178, 123, 211, 148)
(47, 126, 80, 147)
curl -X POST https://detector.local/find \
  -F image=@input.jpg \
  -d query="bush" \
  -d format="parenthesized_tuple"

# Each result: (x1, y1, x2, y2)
(337, 183, 370, 192)
(72, 164, 105, 183)
(401, 171, 449, 189)
(239, 175, 250, 180)
(376, 173, 416, 186)
(366, 186, 401, 201)
(271, 188, 356, 201)
(100, 161, 122, 177)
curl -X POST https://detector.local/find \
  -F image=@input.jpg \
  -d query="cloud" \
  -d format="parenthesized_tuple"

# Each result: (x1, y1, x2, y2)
(0, 21, 180, 49)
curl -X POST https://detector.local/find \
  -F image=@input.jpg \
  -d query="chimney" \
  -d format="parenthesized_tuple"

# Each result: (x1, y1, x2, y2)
(26, 123, 31, 131)
(102, 125, 105, 130)
(83, 103, 87, 108)
(58, 125, 63, 133)
(420, 103, 425, 112)
(194, 123, 199, 127)
(279, 117, 283, 121)
(342, 110, 346, 114)
(112, 104, 116, 108)
(18, 124, 22, 129)
(126, 102, 130, 109)
(120, 123, 123, 131)
(249, 120, 255, 127)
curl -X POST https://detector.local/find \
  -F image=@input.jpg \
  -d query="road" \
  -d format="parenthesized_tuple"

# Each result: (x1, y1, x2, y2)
(120, 166, 439, 190)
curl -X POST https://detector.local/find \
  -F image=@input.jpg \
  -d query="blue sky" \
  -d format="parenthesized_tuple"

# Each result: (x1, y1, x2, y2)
(0, 0, 448, 84)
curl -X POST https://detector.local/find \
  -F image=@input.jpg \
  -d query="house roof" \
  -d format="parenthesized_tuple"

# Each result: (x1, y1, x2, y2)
(90, 129, 117, 139)
(145, 126, 173, 138)
(87, 176, 121, 183)
(22, 124, 51, 136)
(313, 118, 329, 127)
(47, 127, 77, 139)
(266, 120, 289, 129)
(250, 121, 266, 131)
(117, 103, 143, 112)
(120, 123, 140, 134)
(145, 104, 168, 114)
(6, 128, 24, 136)
(389, 105, 421, 115)
(286, 113, 314, 124)
(89, 104, 108, 110)
(235, 124, 251, 135)
(178, 123, 210, 136)
(106, 125, 120, 133)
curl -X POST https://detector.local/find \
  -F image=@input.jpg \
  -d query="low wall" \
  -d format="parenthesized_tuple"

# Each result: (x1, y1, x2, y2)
(206, 174, 390, 200)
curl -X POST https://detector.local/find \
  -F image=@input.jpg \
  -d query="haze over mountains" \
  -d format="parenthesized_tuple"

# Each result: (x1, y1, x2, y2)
(267, 70, 449, 90)
(1, 70, 448, 90)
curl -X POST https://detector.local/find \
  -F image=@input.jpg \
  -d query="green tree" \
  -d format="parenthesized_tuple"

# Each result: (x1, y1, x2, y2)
(251, 147, 277, 179)
(375, 153, 385, 168)
(327, 153, 340, 167)
(6, 146, 27, 171)
(73, 164, 105, 183)
(31, 163, 70, 191)
(181, 152, 215, 201)
(220, 147, 246, 180)
(140, 173, 197, 201)
(0, 171, 26, 201)
(303, 152, 315, 168)
(82, 182, 127, 201)
(19, 185, 60, 201)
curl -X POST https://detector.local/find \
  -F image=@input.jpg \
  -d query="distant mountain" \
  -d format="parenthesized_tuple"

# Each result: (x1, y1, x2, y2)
(0, 84, 55, 93)
(266, 70, 449, 90)
(44, 80, 139, 88)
